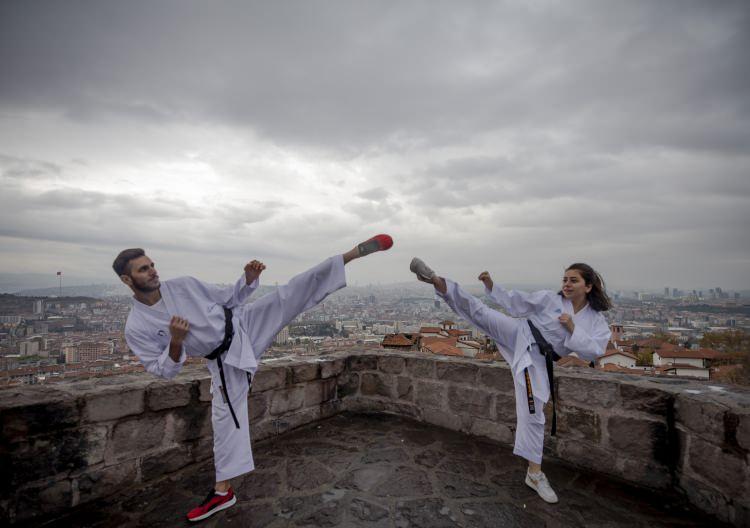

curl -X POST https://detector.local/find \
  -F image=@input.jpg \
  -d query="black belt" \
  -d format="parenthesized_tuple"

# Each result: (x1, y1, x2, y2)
(526, 320, 559, 436)
(205, 307, 240, 429)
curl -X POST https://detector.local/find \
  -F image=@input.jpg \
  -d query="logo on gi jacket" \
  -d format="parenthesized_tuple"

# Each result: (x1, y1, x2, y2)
(157, 330, 167, 337)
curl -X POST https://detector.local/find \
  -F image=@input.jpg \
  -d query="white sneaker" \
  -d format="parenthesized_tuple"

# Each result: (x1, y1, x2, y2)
(410, 257, 436, 283)
(525, 470, 559, 504)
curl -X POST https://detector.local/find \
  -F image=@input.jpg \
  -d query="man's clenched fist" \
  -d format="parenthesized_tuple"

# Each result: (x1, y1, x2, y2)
(244, 260, 266, 285)
(169, 316, 190, 344)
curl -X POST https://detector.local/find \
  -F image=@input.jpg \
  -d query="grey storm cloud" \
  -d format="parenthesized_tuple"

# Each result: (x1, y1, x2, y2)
(0, 0, 749, 288)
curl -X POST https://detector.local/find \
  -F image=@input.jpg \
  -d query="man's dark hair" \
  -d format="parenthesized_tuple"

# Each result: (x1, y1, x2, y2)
(112, 248, 145, 277)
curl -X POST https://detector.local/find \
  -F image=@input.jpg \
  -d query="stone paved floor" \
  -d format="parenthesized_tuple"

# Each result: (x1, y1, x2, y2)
(43, 413, 725, 527)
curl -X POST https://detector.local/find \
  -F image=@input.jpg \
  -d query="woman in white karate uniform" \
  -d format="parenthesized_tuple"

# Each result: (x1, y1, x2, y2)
(410, 258, 612, 504)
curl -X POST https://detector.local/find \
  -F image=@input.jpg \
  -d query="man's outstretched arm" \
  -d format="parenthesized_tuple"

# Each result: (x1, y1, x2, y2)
(168, 316, 190, 362)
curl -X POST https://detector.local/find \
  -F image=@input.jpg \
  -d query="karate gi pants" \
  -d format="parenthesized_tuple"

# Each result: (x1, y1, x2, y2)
(207, 255, 346, 481)
(439, 279, 547, 465)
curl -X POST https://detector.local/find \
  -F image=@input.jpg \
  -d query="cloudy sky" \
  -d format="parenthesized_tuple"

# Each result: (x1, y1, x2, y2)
(1, 0, 748, 292)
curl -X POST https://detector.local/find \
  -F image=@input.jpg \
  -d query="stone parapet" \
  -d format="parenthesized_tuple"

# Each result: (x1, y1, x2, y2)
(1, 349, 748, 526)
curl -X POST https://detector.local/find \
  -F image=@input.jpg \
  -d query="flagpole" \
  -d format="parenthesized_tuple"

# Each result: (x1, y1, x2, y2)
(57, 271, 62, 297)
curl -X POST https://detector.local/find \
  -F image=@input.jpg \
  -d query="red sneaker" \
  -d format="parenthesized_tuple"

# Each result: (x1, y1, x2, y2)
(357, 234, 394, 257)
(187, 488, 237, 522)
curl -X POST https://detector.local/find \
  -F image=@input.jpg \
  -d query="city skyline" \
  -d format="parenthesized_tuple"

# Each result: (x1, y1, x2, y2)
(1, 1, 749, 290)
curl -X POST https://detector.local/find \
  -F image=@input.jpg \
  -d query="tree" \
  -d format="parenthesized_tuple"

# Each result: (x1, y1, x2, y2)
(636, 350, 653, 367)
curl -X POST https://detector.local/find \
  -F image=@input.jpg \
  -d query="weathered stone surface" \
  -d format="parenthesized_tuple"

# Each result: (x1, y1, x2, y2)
(423, 407, 462, 431)
(348, 497, 390, 526)
(395, 498, 460, 528)
(248, 391, 268, 422)
(362, 447, 410, 464)
(620, 383, 673, 416)
(361, 372, 393, 398)
(555, 438, 616, 473)
(372, 466, 432, 497)
(435, 471, 494, 498)
(558, 377, 620, 408)
(291, 362, 320, 384)
(494, 392, 517, 423)
(438, 457, 486, 477)
(378, 355, 405, 374)
(415, 380, 446, 408)
(436, 362, 478, 384)
(688, 436, 744, 493)
(321, 358, 345, 379)
(738, 412, 750, 451)
(198, 378, 212, 402)
(252, 366, 287, 392)
(270, 386, 305, 415)
(6, 426, 107, 488)
(273, 407, 323, 436)
(304, 378, 337, 407)
(287, 458, 337, 490)
(558, 405, 601, 442)
(1, 391, 80, 438)
(141, 445, 192, 481)
(676, 393, 728, 442)
(619, 459, 671, 489)
(478, 366, 514, 393)
(238, 471, 281, 500)
(110, 415, 167, 457)
(348, 355, 378, 371)
(15, 478, 72, 521)
(83, 387, 145, 422)
(170, 404, 212, 442)
(447, 386, 492, 418)
(337, 371, 360, 398)
(397, 376, 413, 401)
(608, 416, 668, 460)
(76, 460, 138, 505)
(406, 357, 435, 378)
(460, 502, 544, 528)
(147, 382, 192, 411)
(280, 492, 344, 526)
(469, 418, 513, 444)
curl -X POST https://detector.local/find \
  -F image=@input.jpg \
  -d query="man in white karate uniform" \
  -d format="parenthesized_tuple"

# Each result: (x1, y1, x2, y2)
(115, 235, 392, 522)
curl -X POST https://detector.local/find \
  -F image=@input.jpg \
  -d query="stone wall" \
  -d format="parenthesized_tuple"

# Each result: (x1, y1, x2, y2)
(2, 350, 748, 526)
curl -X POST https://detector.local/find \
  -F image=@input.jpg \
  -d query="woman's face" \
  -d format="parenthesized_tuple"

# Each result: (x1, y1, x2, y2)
(561, 269, 592, 302)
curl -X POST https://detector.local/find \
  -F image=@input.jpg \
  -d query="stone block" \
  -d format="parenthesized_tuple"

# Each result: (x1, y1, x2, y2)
(494, 392, 517, 424)
(321, 358, 345, 379)
(83, 387, 145, 422)
(141, 445, 193, 481)
(15, 478, 72, 521)
(738, 412, 750, 451)
(406, 357, 435, 378)
(378, 356, 405, 374)
(5, 426, 107, 489)
(619, 383, 673, 416)
(607, 416, 668, 460)
(397, 376, 413, 401)
(361, 372, 393, 398)
(478, 366, 514, 393)
(415, 381, 446, 409)
(198, 378, 212, 402)
(422, 407, 462, 432)
(291, 362, 320, 384)
(447, 386, 492, 419)
(249, 391, 268, 423)
(688, 436, 745, 494)
(619, 459, 671, 489)
(348, 355, 378, 371)
(557, 376, 620, 409)
(190, 435, 214, 462)
(110, 415, 168, 458)
(147, 382, 192, 411)
(557, 405, 601, 443)
(436, 362, 478, 385)
(305, 379, 337, 407)
(337, 372, 360, 399)
(269, 386, 305, 415)
(675, 393, 728, 443)
(469, 418, 513, 444)
(75, 460, 138, 506)
(1, 392, 80, 439)
(252, 367, 287, 392)
(272, 407, 321, 435)
(556, 438, 616, 473)
(170, 404, 212, 443)
(680, 476, 734, 527)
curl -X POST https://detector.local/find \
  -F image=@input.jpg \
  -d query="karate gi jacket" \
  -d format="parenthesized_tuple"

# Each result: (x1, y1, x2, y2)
(124, 274, 259, 380)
